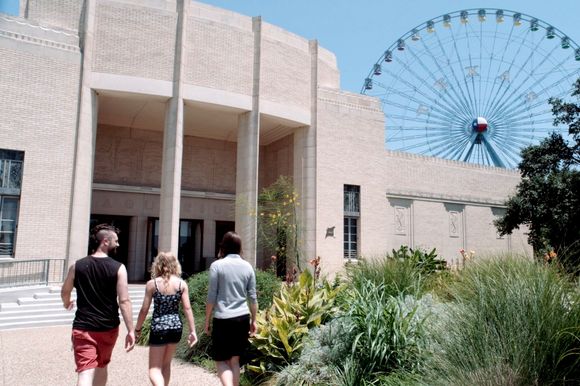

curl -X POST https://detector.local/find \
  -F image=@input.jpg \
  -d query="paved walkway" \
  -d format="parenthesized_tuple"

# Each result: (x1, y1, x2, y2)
(0, 325, 221, 386)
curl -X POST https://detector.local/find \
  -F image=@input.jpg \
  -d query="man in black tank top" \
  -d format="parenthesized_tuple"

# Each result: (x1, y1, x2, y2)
(61, 224, 136, 386)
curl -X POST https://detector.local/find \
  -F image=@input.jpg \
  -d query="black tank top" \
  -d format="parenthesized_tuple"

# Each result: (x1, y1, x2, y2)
(73, 255, 122, 331)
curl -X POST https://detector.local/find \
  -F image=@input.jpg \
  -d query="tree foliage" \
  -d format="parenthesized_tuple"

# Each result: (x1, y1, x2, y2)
(495, 78, 580, 272)
(257, 176, 301, 276)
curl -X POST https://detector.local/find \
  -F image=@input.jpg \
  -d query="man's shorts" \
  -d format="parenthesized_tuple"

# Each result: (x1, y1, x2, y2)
(72, 327, 119, 372)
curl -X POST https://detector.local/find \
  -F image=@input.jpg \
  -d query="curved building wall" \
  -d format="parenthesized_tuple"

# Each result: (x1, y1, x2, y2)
(24, 0, 83, 32)
(184, 6, 253, 96)
(92, 1, 176, 81)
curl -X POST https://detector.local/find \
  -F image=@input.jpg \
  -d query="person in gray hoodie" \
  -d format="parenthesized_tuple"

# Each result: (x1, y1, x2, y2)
(205, 231, 257, 386)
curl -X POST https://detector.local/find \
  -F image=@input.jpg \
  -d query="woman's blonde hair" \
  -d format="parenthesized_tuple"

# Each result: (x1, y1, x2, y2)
(150, 252, 182, 279)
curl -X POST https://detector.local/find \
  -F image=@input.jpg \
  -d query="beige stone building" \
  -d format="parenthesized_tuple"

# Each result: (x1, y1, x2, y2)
(0, 0, 530, 282)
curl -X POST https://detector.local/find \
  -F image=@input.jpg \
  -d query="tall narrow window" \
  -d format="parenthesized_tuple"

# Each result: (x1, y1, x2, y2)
(0, 149, 24, 257)
(344, 185, 360, 259)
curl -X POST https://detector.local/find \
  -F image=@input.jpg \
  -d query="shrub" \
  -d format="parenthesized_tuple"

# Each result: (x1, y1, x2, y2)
(335, 279, 430, 385)
(276, 318, 352, 386)
(345, 254, 424, 299)
(426, 255, 580, 385)
(248, 269, 342, 375)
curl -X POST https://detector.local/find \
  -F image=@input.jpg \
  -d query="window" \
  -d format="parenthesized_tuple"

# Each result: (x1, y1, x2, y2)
(0, 149, 24, 257)
(344, 185, 360, 259)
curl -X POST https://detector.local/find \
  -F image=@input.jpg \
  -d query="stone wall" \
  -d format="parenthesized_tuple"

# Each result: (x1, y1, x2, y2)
(0, 15, 81, 258)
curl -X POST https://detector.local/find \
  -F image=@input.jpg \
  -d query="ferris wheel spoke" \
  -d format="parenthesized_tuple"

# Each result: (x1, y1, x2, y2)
(489, 68, 580, 121)
(490, 89, 568, 125)
(485, 45, 565, 119)
(480, 21, 517, 116)
(461, 132, 480, 162)
(481, 22, 500, 116)
(433, 31, 477, 117)
(376, 73, 469, 122)
(481, 29, 534, 118)
(407, 39, 474, 117)
(437, 139, 470, 160)
(461, 23, 482, 115)
(401, 46, 473, 119)
(385, 104, 459, 126)
(448, 26, 479, 115)
(418, 34, 476, 117)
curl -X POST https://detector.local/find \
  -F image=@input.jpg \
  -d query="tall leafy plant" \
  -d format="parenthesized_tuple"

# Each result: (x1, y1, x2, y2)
(258, 176, 301, 275)
(248, 269, 342, 375)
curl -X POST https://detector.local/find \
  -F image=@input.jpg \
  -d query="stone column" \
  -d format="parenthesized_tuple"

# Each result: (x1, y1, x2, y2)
(292, 40, 319, 265)
(66, 0, 97, 266)
(202, 219, 216, 261)
(159, 0, 187, 253)
(234, 17, 262, 266)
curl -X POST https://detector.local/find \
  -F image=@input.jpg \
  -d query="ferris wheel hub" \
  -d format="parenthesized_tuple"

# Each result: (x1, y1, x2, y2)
(472, 117, 488, 133)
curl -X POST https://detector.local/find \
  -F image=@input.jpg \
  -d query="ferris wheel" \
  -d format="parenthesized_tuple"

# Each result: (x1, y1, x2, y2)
(362, 9, 580, 168)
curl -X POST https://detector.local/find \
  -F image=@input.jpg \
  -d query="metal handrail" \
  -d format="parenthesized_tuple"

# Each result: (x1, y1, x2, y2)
(0, 259, 66, 288)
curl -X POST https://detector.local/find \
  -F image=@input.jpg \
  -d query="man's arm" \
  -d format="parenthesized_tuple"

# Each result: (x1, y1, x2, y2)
(116, 264, 135, 352)
(61, 264, 75, 310)
(249, 302, 258, 336)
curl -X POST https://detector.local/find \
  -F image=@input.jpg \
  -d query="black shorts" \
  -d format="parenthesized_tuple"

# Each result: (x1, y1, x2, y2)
(149, 328, 182, 346)
(211, 314, 250, 361)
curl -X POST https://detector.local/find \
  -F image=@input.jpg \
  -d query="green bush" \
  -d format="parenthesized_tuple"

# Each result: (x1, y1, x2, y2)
(345, 254, 424, 299)
(426, 255, 580, 385)
(248, 269, 342, 375)
(276, 318, 352, 386)
(335, 279, 430, 385)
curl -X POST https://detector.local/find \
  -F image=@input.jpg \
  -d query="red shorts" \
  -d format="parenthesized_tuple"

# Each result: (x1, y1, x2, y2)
(72, 327, 119, 372)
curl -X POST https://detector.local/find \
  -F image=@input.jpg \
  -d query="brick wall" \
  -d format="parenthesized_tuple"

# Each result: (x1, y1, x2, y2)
(25, 0, 83, 32)
(92, 1, 176, 80)
(0, 32, 81, 258)
(94, 125, 238, 193)
(316, 88, 532, 274)
(184, 16, 253, 95)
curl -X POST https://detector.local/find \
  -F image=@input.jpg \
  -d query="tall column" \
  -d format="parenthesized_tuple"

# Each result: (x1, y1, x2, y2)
(66, 0, 97, 266)
(159, 0, 187, 253)
(293, 40, 319, 265)
(235, 17, 262, 266)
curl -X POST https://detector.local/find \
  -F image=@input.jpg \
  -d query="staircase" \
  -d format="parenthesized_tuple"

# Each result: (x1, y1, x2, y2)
(0, 284, 147, 330)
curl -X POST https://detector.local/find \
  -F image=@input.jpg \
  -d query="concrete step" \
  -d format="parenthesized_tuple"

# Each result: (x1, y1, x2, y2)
(0, 284, 148, 330)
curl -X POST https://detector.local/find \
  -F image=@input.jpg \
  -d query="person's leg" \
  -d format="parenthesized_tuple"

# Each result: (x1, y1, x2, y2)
(73, 329, 98, 386)
(229, 356, 241, 386)
(93, 367, 108, 386)
(161, 343, 178, 386)
(216, 360, 234, 386)
(76, 369, 95, 386)
(149, 345, 166, 386)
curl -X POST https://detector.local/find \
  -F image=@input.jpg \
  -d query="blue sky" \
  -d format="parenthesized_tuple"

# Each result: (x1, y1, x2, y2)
(199, 0, 580, 93)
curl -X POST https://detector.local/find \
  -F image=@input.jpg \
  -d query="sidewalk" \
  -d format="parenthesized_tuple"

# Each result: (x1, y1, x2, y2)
(0, 325, 221, 386)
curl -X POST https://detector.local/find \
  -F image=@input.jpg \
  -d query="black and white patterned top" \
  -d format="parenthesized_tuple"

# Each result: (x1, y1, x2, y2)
(151, 279, 183, 332)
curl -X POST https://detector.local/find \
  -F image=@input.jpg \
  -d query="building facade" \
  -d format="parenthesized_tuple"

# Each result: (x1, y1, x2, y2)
(0, 0, 530, 281)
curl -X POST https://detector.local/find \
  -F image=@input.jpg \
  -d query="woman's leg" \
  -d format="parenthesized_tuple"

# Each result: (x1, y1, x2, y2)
(216, 360, 234, 386)
(161, 343, 178, 386)
(148, 345, 166, 386)
(229, 356, 241, 386)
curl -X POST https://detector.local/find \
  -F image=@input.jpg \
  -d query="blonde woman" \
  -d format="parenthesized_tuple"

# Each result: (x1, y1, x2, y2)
(135, 252, 198, 386)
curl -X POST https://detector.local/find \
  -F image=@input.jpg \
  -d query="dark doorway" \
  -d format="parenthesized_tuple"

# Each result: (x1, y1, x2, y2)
(146, 218, 203, 278)
(89, 215, 131, 267)
(215, 221, 235, 258)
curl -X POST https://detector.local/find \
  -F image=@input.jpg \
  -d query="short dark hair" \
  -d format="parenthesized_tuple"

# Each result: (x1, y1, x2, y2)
(89, 223, 119, 253)
(220, 231, 242, 256)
